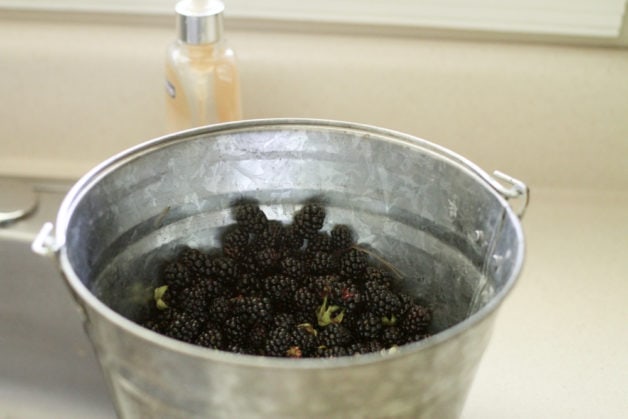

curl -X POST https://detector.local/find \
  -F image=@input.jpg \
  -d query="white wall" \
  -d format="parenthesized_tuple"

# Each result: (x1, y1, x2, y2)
(1, 14, 627, 191)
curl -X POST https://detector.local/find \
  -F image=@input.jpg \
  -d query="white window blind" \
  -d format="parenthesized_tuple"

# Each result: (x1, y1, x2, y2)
(2, 0, 626, 38)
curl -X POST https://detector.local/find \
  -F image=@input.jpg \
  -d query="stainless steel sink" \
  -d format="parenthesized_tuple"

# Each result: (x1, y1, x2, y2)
(0, 177, 116, 418)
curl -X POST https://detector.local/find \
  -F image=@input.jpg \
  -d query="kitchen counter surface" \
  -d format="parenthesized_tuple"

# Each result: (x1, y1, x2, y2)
(462, 188, 628, 418)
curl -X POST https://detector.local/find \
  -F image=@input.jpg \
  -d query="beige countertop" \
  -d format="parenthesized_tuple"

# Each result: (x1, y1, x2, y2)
(462, 188, 628, 418)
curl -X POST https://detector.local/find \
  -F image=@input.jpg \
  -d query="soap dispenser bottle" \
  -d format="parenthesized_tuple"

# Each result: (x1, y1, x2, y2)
(165, 0, 242, 132)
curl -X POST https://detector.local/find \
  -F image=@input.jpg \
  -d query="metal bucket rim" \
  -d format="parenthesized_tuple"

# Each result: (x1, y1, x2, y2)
(54, 117, 526, 369)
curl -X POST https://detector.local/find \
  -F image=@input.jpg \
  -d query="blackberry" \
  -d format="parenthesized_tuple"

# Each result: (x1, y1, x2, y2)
(308, 274, 339, 298)
(401, 304, 432, 337)
(232, 296, 272, 324)
(262, 274, 300, 308)
(306, 232, 332, 253)
(223, 316, 250, 347)
(381, 326, 403, 347)
(283, 225, 305, 251)
(163, 261, 193, 289)
(353, 312, 383, 340)
(293, 203, 326, 239)
(265, 324, 318, 358)
(364, 281, 403, 318)
(339, 248, 368, 280)
(280, 256, 307, 279)
(248, 322, 270, 350)
(176, 282, 209, 323)
(210, 256, 239, 284)
(254, 247, 281, 273)
(235, 272, 263, 296)
(317, 346, 349, 358)
(207, 296, 232, 324)
(195, 326, 223, 349)
(221, 226, 249, 259)
(330, 224, 354, 251)
(252, 220, 285, 252)
(308, 251, 337, 275)
(265, 326, 296, 357)
(319, 323, 352, 347)
(233, 202, 268, 233)
(365, 266, 393, 289)
(293, 286, 320, 314)
(205, 277, 229, 300)
(162, 310, 202, 343)
(178, 247, 211, 277)
(347, 340, 383, 355)
(271, 313, 296, 329)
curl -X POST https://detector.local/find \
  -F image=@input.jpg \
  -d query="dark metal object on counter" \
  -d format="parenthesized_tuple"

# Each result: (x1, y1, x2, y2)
(32, 118, 528, 419)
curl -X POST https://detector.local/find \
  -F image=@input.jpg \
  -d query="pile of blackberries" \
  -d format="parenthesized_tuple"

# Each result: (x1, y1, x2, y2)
(140, 199, 432, 358)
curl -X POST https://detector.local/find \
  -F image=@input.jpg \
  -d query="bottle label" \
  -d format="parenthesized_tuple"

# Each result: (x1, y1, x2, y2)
(165, 79, 176, 98)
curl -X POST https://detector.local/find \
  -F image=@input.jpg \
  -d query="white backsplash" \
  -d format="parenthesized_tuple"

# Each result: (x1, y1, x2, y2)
(1, 14, 627, 190)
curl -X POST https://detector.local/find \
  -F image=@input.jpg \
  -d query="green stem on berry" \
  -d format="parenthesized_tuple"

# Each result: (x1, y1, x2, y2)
(382, 314, 397, 326)
(154, 285, 169, 310)
(297, 323, 318, 337)
(316, 296, 345, 327)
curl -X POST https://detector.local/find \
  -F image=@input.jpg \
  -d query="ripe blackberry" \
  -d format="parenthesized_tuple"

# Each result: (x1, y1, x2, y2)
(262, 274, 300, 308)
(381, 326, 403, 347)
(293, 324, 319, 357)
(308, 274, 338, 298)
(235, 272, 263, 296)
(253, 247, 281, 273)
(162, 310, 202, 343)
(223, 316, 250, 347)
(248, 322, 270, 350)
(306, 232, 332, 253)
(232, 296, 272, 324)
(283, 225, 305, 251)
(195, 326, 223, 349)
(353, 312, 383, 340)
(293, 203, 326, 239)
(317, 346, 349, 358)
(176, 282, 209, 323)
(347, 340, 383, 355)
(221, 225, 249, 259)
(318, 323, 352, 347)
(365, 266, 393, 289)
(330, 224, 354, 251)
(205, 277, 229, 300)
(401, 304, 432, 337)
(280, 256, 307, 279)
(210, 256, 239, 283)
(178, 247, 211, 277)
(251, 220, 285, 251)
(207, 296, 232, 324)
(233, 202, 268, 233)
(271, 313, 296, 329)
(163, 261, 193, 289)
(308, 251, 337, 275)
(293, 286, 320, 314)
(265, 326, 296, 357)
(339, 248, 368, 280)
(364, 281, 403, 318)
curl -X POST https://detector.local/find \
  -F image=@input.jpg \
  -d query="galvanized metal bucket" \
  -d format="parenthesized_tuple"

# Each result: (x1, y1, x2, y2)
(33, 119, 528, 419)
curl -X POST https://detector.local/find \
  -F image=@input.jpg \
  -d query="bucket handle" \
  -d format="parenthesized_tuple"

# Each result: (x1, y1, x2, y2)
(32, 221, 61, 257)
(487, 170, 529, 219)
